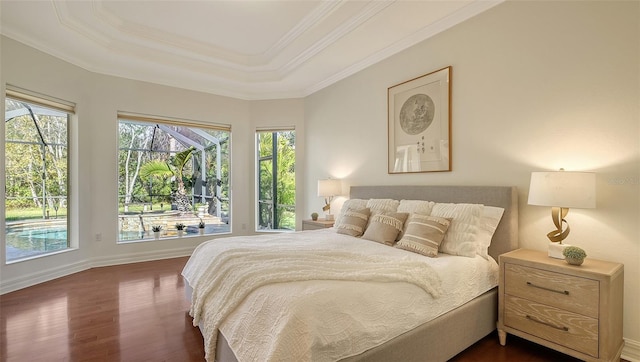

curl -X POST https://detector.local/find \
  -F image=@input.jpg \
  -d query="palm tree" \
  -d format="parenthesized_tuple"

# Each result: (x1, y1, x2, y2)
(140, 146, 195, 213)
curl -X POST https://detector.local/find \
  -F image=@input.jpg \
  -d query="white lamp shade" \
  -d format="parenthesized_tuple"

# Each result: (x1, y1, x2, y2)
(528, 171, 596, 209)
(317, 179, 341, 197)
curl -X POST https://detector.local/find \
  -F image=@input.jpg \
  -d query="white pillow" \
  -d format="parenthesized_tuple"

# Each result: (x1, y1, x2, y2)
(397, 200, 435, 215)
(366, 199, 400, 214)
(431, 203, 484, 257)
(334, 198, 368, 227)
(476, 206, 505, 260)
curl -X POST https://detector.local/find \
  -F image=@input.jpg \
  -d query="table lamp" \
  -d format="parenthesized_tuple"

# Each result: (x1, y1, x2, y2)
(317, 178, 341, 221)
(527, 169, 596, 258)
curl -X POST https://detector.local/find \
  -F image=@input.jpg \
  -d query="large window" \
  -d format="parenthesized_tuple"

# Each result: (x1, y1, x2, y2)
(118, 115, 230, 242)
(5, 90, 73, 262)
(256, 129, 295, 231)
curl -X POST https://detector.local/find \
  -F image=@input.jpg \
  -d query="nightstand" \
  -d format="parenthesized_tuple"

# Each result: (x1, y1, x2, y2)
(498, 249, 624, 362)
(302, 219, 334, 230)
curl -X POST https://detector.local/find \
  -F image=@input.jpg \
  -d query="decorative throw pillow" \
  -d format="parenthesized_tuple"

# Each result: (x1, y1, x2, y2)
(395, 214, 451, 257)
(362, 212, 409, 246)
(334, 199, 368, 227)
(431, 203, 484, 258)
(366, 198, 400, 229)
(476, 206, 505, 260)
(335, 208, 370, 237)
(396, 199, 436, 240)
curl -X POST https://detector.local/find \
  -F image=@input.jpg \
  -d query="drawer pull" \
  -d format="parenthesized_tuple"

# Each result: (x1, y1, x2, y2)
(525, 315, 569, 332)
(526, 281, 569, 295)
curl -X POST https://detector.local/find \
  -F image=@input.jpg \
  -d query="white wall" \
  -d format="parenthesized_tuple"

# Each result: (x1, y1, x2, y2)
(0, 36, 305, 292)
(304, 0, 640, 354)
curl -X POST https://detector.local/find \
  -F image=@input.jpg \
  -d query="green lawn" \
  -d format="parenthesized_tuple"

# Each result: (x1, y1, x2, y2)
(7, 202, 192, 222)
(5, 207, 67, 222)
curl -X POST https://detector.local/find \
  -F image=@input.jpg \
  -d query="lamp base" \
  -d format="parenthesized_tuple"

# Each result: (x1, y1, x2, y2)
(548, 243, 571, 259)
(325, 214, 335, 221)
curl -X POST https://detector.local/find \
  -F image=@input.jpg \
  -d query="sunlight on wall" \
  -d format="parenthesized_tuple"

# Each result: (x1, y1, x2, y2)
(502, 108, 637, 172)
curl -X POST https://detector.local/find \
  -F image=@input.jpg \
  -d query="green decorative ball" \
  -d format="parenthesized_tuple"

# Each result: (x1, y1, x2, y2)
(563, 246, 587, 265)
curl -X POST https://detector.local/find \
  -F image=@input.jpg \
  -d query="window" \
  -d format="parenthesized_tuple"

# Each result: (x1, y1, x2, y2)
(256, 129, 295, 231)
(5, 89, 73, 262)
(118, 114, 230, 242)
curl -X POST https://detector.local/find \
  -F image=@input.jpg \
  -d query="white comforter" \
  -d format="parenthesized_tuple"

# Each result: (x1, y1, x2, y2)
(182, 229, 498, 362)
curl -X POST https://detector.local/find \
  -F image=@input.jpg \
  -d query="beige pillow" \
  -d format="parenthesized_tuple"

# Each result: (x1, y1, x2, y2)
(396, 199, 436, 240)
(365, 198, 400, 230)
(335, 208, 370, 237)
(362, 212, 409, 246)
(395, 214, 451, 257)
(334, 198, 368, 226)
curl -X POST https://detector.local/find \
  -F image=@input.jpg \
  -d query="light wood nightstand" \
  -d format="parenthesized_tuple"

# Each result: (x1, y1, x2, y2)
(498, 249, 624, 362)
(302, 219, 334, 230)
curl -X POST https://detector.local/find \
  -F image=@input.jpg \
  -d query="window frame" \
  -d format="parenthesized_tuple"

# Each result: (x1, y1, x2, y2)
(4, 86, 75, 263)
(255, 128, 296, 232)
(117, 112, 232, 242)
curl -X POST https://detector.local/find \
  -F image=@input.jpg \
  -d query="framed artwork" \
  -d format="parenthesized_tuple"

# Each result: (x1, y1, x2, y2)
(388, 66, 451, 173)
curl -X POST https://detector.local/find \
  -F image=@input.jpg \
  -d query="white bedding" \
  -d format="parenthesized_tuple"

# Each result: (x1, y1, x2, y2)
(182, 228, 498, 362)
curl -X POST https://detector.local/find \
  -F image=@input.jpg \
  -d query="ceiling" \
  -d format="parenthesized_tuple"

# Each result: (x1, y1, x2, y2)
(1, 0, 502, 100)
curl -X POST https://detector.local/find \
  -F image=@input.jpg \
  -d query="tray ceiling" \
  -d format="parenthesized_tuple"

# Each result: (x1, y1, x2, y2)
(1, 0, 502, 100)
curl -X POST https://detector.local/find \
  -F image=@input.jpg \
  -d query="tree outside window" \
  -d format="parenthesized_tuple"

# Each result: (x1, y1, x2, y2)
(257, 130, 295, 231)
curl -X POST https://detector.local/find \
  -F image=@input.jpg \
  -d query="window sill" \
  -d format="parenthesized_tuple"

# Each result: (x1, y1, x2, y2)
(5, 247, 78, 265)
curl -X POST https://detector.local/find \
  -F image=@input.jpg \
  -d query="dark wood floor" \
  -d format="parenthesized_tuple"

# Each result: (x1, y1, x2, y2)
(1, 257, 590, 361)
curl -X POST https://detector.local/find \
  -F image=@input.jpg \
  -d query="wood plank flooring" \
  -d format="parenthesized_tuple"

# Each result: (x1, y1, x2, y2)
(0, 257, 593, 361)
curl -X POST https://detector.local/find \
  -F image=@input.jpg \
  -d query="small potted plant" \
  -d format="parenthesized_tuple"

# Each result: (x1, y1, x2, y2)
(151, 225, 162, 239)
(311, 212, 319, 221)
(198, 220, 206, 235)
(175, 222, 186, 237)
(563, 246, 587, 266)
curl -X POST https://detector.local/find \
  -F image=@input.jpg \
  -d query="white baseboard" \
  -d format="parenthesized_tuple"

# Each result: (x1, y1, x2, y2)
(89, 246, 195, 268)
(0, 258, 92, 295)
(623, 338, 640, 362)
(0, 246, 195, 295)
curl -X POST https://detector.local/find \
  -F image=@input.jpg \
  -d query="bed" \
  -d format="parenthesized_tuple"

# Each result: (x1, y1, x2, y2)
(182, 185, 519, 362)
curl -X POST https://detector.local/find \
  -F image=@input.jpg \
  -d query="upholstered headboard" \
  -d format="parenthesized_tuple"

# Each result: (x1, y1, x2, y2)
(349, 185, 519, 260)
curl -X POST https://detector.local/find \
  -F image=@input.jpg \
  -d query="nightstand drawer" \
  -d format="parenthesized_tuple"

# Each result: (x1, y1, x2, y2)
(504, 295, 598, 357)
(504, 263, 599, 318)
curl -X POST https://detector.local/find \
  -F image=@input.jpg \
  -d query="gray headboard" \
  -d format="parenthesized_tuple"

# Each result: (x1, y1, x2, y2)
(350, 185, 519, 259)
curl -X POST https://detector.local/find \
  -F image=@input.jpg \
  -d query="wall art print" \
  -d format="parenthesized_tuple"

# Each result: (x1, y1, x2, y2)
(388, 66, 451, 173)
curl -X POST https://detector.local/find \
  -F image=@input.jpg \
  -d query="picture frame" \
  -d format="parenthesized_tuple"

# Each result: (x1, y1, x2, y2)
(388, 66, 451, 173)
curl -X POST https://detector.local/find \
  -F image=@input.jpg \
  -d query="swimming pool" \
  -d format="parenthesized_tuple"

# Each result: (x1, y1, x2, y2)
(6, 218, 230, 261)
(5, 225, 68, 261)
